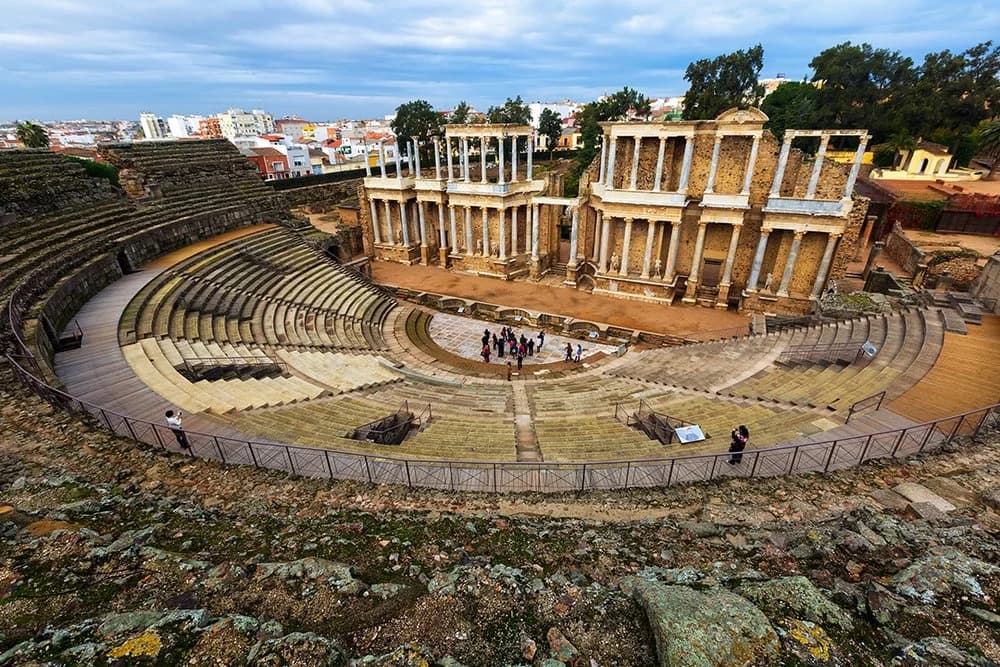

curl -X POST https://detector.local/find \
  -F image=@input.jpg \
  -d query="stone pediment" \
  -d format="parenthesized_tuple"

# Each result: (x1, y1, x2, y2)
(715, 108, 769, 124)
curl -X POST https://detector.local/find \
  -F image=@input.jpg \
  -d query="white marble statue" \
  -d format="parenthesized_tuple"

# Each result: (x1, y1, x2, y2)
(764, 272, 774, 291)
(610, 253, 620, 273)
(475, 239, 483, 255)
(654, 257, 662, 279)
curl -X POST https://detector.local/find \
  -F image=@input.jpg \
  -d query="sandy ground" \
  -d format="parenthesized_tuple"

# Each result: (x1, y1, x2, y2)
(903, 230, 1000, 258)
(372, 261, 750, 337)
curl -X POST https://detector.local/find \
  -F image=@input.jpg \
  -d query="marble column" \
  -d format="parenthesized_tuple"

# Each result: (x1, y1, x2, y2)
(481, 207, 490, 256)
(527, 135, 534, 179)
(592, 210, 602, 261)
(778, 231, 804, 296)
(653, 137, 666, 192)
(480, 136, 487, 183)
(606, 138, 618, 190)
(741, 135, 760, 195)
(568, 207, 579, 267)
(677, 136, 695, 194)
(511, 206, 519, 254)
(688, 222, 708, 284)
(664, 221, 682, 283)
(511, 136, 518, 182)
(383, 200, 393, 244)
(399, 201, 410, 245)
(598, 213, 611, 272)
(805, 134, 830, 199)
(720, 224, 742, 286)
(408, 146, 415, 176)
(413, 140, 421, 177)
(437, 203, 446, 247)
(378, 141, 386, 178)
(531, 204, 540, 259)
(641, 219, 657, 278)
(394, 145, 402, 182)
(629, 136, 642, 190)
(769, 134, 793, 197)
(704, 135, 723, 194)
(464, 206, 473, 255)
(598, 136, 607, 185)
(363, 143, 371, 176)
(445, 137, 453, 180)
(369, 199, 381, 244)
(462, 137, 470, 182)
(811, 233, 840, 297)
(498, 207, 507, 259)
(433, 138, 441, 180)
(843, 135, 870, 198)
(498, 136, 506, 185)
(417, 200, 427, 246)
(747, 230, 770, 291)
(449, 206, 458, 252)
(619, 218, 634, 276)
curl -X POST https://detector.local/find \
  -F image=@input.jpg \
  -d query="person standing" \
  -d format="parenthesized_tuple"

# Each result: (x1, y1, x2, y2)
(482, 343, 491, 364)
(527, 338, 535, 356)
(517, 350, 524, 371)
(575, 343, 583, 363)
(537, 331, 545, 350)
(564, 342, 573, 362)
(165, 409, 190, 450)
(506, 361, 512, 381)
(729, 425, 749, 464)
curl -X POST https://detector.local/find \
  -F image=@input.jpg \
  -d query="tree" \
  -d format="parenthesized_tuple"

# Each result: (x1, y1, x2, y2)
(391, 100, 443, 161)
(809, 42, 916, 142)
(569, 86, 651, 194)
(682, 44, 764, 120)
(975, 119, 1000, 179)
(16, 121, 49, 148)
(486, 96, 532, 125)
(882, 129, 916, 169)
(907, 42, 1000, 138)
(538, 108, 562, 157)
(449, 101, 472, 125)
(761, 81, 819, 140)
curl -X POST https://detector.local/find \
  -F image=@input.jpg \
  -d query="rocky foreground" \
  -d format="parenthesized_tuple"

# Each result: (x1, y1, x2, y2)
(1, 370, 999, 666)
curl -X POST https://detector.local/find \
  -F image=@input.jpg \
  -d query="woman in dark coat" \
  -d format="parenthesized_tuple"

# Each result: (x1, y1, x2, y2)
(729, 425, 749, 464)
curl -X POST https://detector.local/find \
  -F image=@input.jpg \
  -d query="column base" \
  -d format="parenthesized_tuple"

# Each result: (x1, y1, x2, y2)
(438, 247, 451, 267)
(715, 283, 732, 308)
(564, 264, 579, 286)
(530, 257, 542, 279)
(419, 244, 431, 265)
(682, 279, 700, 303)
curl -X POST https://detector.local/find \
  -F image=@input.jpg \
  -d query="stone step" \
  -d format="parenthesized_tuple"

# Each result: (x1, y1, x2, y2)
(892, 482, 957, 513)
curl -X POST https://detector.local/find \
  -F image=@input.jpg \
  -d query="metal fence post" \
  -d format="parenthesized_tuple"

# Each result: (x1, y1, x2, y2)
(788, 446, 799, 473)
(248, 442, 259, 468)
(285, 446, 295, 474)
(405, 460, 412, 487)
(749, 451, 761, 477)
(709, 455, 718, 480)
(666, 458, 675, 486)
(859, 434, 874, 463)
(948, 414, 966, 441)
(123, 417, 139, 443)
(152, 424, 166, 449)
(823, 442, 837, 472)
(580, 464, 587, 492)
(624, 461, 631, 489)
(492, 463, 497, 493)
(889, 429, 908, 457)
(324, 450, 334, 479)
(364, 456, 373, 483)
(971, 408, 991, 440)
(213, 436, 225, 462)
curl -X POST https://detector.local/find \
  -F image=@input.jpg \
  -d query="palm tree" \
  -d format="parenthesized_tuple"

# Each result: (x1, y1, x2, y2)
(16, 121, 49, 148)
(976, 119, 1000, 180)
(883, 130, 916, 170)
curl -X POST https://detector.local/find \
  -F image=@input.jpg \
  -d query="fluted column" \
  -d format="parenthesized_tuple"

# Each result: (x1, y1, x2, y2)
(378, 141, 386, 178)
(704, 135, 723, 194)
(445, 137, 453, 180)
(778, 231, 804, 296)
(394, 144, 402, 182)
(720, 224, 743, 286)
(689, 222, 708, 284)
(641, 219, 657, 278)
(449, 206, 458, 252)
(664, 221, 682, 283)
(805, 134, 830, 199)
(437, 203, 446, 247)
(464, 206, 473, 255)
(843, 135, 870, 198)
(369, 199, 381, 244)
(511, 206, 519, 254)
(462, 137, 470, 182)
(433, 137, 441, 180)
(399, 201, 410, 245)
(811, 233, 840, 297)
(747, 229, 770, 291)
(677, 136, 695, 194)
(417, 201, 427, 246)
(592, 210, 602, 261)
(741, 134, 760, 194)
(511, 136, 518, 182)
(619, 218, 634, 276)
(363, 142, 371, 176)
(527, 134, 534, 179)
(498, 208, 507, 259)
(598, 135, 607, 185)
(413, 140, 421, 177)
(531, 204, 540, 259)
(606, 137, 618, 190)
(383, 200, 393, 244)
(498, 136, 506, 185)
(770, 134, 794, 197)
(653, 137, 666, 192)
(481, 207, 490, 256)
(480, 136, 487, 183)
(568, 207, 579, 267)
(629, 136, 642, 190)
(598, 213, 611, 272)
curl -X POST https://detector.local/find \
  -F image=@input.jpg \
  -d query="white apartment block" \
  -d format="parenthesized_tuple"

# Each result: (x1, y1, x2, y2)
(216, 108, 275, 139)
(139, 112, 166, 140)
(166, 114, 204, 138)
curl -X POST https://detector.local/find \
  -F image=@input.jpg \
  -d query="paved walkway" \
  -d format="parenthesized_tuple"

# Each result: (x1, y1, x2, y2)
(372, 261, 751, 337)
(427, 312, 618, 365)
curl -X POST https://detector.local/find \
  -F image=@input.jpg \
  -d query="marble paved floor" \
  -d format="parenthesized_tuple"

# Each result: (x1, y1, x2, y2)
(427, 312, 618, 365)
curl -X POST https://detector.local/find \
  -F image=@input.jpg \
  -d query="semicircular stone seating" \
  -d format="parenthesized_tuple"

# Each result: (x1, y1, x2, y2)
(0, 143, 961, 472)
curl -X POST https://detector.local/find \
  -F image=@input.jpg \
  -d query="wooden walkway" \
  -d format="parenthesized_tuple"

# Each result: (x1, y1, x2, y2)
(889, 315, 1000, 423)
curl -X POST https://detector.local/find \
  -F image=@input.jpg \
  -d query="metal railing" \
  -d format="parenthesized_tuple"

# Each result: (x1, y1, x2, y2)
(617, 399, 700, 445)
(846, 391, 887, 423)
(349, 401, 424, 445)
(778, 341, 866, 365)
(5, 353, 999, 493)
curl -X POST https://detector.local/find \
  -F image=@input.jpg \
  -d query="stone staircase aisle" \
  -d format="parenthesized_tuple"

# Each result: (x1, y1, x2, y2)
(512, 382, 542, 462)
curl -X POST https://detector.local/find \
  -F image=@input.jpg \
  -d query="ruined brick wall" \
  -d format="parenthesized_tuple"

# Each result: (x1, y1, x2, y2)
(0, 150, 123, 219)
(829, 197, 869, 281)
(281, 179, 363, 207)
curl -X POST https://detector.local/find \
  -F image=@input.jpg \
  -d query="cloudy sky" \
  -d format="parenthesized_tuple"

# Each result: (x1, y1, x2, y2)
(3, 0, 999, 122)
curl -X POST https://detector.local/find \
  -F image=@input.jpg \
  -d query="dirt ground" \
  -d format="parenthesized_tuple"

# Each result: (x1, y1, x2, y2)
(372, 261, 750, 337)
(904, 229, 1000, 259)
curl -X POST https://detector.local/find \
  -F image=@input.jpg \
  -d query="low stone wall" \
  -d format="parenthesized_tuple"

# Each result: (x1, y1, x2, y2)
(970, 253, 1000, 313)
(279, 178, 363, 207)
(884, 226, 923, 276)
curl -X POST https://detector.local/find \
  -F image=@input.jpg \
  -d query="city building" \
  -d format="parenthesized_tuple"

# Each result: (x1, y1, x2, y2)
(275, 117, 312, 141)
(166, 114, 204, 138)
(138, 112, 166, 140)
(216, 108, 275, 139)
(198, 117, 222, 138)
(528, 101, 580, 128)
(245, 147, 289, 180)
